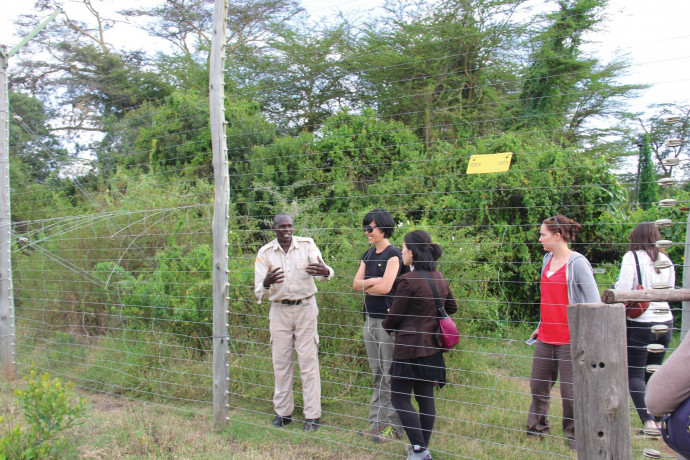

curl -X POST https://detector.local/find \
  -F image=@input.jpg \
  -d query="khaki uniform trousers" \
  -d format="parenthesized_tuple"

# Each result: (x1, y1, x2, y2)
(269, 296, 321, 419)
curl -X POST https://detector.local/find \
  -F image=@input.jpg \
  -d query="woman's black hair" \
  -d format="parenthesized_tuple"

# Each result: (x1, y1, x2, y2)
(362, 208, 395, 238)
(404, 230, 442, 271)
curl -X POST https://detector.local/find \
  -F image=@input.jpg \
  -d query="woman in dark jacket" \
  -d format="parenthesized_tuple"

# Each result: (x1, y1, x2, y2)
(383, 230, 457, 460)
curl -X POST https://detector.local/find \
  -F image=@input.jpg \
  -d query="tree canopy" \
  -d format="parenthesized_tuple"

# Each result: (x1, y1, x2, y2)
(6, 0, 687, 328)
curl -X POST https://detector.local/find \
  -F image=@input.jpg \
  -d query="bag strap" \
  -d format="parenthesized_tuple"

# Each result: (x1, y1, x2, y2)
(420, 271, 448, 319)
(632, 251, 643, 288)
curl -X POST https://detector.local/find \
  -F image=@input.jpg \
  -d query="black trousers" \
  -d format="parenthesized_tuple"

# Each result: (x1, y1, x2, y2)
(626, 319, 673, 423)
(391, 377, 436, 449)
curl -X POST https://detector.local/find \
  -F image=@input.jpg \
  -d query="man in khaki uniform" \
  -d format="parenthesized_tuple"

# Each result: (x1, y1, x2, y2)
(254, 213, 333, 432)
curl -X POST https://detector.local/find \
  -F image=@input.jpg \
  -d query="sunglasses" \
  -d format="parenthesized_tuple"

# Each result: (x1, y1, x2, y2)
(364, 225, 379, 233)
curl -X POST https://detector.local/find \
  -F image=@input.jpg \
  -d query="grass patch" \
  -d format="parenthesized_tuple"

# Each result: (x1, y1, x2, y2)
(3, 325, 683, 458)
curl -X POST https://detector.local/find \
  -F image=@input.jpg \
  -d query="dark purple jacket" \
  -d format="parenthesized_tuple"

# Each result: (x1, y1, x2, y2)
(382, 270, 457, 360)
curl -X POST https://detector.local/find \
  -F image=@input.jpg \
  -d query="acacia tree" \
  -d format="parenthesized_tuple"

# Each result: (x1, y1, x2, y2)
(11, 1, 171, 134)
(599, 104, 690, 192)
(9, 92, 69, 182)
(254, 21, 354, 132)
(11, 0, 301, 142)
(353, 0, 531, 147)
(122, 0, 303, 59)
(517, 0, 643, 143)
(635, 104, 690, 178)
(121, 0, 304, 96)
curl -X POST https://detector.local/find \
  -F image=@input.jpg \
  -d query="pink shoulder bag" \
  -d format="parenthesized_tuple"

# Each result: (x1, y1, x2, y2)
(421, 271, 459, 351)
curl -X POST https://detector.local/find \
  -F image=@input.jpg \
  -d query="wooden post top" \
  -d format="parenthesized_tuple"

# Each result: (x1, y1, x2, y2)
(601, 288, 690, 304)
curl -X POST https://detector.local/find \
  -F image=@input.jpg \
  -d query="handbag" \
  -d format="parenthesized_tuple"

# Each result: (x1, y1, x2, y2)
(420, 271, 459, 351)
(625, 251, 650, 319)
(661, 395, 690, 457)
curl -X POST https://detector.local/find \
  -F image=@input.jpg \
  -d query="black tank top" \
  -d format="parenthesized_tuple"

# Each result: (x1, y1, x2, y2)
(362, 245, 404, 318)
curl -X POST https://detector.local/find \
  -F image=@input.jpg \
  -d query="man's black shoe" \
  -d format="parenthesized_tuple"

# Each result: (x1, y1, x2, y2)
(303, 418, 320, 432)
(271, 415, 292, 427)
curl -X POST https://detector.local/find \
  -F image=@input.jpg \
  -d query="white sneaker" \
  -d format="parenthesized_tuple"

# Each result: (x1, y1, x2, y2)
(406, 446, 432, 460)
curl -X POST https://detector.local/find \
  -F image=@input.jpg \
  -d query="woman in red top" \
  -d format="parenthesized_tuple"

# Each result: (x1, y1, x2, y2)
(525, 215, 600, 450)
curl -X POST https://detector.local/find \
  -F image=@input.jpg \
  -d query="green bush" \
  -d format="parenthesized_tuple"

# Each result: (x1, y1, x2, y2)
(0, 367, 88, 459)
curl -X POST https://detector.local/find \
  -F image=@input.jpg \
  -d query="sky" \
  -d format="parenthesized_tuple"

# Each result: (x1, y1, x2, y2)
(592, 0, 690, 109)
(1, 0, 689, 113)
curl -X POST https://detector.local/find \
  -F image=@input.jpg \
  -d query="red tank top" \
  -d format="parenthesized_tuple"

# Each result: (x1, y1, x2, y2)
(538, 261, 570, 345)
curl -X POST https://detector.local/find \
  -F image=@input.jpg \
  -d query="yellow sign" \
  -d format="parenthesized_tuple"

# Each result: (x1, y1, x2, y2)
(466, 152, 513, 174)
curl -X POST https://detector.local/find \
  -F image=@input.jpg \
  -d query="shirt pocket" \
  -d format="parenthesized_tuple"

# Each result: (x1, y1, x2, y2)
(295, 260, 312, 279)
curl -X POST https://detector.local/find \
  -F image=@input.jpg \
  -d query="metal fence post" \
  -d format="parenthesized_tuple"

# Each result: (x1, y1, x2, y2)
(0, 7, 61, 381)
(210, 0, 230, 427)
(0, 48, 16, 380)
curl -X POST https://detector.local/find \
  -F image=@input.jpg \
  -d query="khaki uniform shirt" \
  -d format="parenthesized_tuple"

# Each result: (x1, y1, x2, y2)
(254, 236, 334, 304)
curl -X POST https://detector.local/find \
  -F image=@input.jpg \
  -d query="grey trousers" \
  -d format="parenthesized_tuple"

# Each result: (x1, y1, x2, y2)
(526, 341, 574, 443)
(363, 315, 403, 436)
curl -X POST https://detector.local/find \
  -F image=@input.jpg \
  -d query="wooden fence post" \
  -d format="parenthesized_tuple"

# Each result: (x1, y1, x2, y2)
(568, 302, 632, 459)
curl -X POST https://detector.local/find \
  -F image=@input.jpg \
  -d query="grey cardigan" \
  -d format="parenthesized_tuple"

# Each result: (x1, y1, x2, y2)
(542, 251, 600, 304)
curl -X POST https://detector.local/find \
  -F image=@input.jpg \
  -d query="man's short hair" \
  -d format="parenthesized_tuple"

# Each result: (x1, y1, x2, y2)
(362, 208, 395, 238)
(273, 213, 293, 226)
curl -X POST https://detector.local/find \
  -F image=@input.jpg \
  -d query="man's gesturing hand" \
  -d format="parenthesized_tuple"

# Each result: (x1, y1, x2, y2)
(263, 264, 285, 288)
(306, 256, 329, 277)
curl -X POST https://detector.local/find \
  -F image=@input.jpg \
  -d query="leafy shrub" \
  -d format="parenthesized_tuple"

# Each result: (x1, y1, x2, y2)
(0, 366, 88, 459)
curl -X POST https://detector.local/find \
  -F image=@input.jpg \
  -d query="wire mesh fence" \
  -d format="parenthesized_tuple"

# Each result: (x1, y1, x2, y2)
(8, 207, 687, 458)
(2, 0, 690, 458)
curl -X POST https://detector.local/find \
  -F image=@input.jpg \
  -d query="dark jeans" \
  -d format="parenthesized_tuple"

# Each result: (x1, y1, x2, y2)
(627, 319, 673, 423)
(526, 341, 574, 442)
(391, 377, 436, 449)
